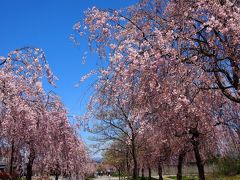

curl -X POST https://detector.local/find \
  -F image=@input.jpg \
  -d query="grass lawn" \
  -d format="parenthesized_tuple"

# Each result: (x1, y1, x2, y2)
(206, 174, 240, 180)
(106, 175, 157, 180)
(167, 174, 240, 180)
(167, 175, 197, 180)
(128, 177, 158, 180)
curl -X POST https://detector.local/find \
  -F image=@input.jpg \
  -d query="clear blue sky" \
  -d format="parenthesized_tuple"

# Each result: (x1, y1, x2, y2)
(0, 0, 137, 157)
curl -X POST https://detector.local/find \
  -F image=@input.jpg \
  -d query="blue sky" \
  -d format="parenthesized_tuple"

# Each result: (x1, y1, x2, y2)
(0, 0, 137, 156)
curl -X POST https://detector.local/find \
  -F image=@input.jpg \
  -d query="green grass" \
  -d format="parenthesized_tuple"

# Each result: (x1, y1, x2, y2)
(111, 172, 126, 177)
(206, 174, 240, 180)
(137, 178, 157, 180)
(167, 175, 197, 180)
(86, 178, 94, 180)
(167, 174, 240, 180)
(125, 177, 157, 180)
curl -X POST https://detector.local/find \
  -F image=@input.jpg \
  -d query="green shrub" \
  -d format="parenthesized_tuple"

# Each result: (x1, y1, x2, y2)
(215, 156, 240, 176)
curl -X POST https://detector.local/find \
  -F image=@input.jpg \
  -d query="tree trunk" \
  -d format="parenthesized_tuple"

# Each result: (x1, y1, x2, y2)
(177, 152, 186, 180)
(26, 148, 35, 180)
(148, 167, 151, 180)
(132, 155, 138, 180)
(193, 143, 205, 180)
(54, 168, 60, 180)
(190, 128, 205, 180)
(131, 139, 138, 180)
(158, 162, 163, 180)
(118, 169, 121, 180)
(141, 168, 144, 180)
(126, 149, 130, 179)
(55, 174, 59, 180)
(10, 140, 15, 176)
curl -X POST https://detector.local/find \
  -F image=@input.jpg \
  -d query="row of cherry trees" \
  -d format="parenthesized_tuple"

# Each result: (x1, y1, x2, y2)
(76, 0, 240, 180)
(0, 48, 92, 180)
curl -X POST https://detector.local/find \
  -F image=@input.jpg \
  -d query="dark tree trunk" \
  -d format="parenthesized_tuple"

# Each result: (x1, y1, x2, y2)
(193, 143, 205, 180)
(131, 139, 138, 180)
(10, 140, 15, 176)
(54, 168, 60, 180)
(158, 162, 163, 180)
(141, 168, 144, 180)
(177, 152, 186, 180)
(190, 128, 205, 180)
(148, 167, 151, 180)
(26, 149, 35, 180)
(55, 174, 59, 180)
(118, 169, 121, 180)
(126, 149, 130, 179)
